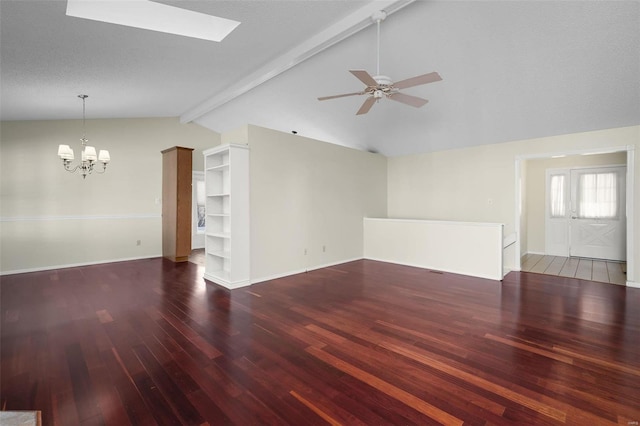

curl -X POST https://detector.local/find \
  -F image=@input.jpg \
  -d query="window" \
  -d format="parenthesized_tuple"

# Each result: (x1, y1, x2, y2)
(196, 179, 206, 233)
(577, 172, 618, 219)
(549, 174, 566, 218)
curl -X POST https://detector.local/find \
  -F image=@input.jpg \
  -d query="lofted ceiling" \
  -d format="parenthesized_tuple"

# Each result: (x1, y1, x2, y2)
(1, 0, 639, 157)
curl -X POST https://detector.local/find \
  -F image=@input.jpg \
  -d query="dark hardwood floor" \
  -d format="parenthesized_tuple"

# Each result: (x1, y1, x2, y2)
(1, 258, 639, 425)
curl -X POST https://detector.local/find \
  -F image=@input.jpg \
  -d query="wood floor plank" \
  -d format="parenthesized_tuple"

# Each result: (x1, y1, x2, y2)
(64, 343, 104, 424)
(2, 258, 639, 425)
(306, 345, 465, 426)
(378, 341, 567, 423)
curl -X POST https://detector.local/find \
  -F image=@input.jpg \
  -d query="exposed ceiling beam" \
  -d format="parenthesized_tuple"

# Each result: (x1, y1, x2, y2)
(180, 0, 415, 124)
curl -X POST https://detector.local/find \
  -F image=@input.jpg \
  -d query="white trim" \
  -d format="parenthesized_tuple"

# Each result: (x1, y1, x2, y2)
(203, 273, 251, 290)
(515, 145, 635, 283)
(625, 147, 635, 284)
(0, 214, 160, 222)
(192, 171, 206, 249)
(515, 157, 522, 270)
(180, 0, 415, 123)
(515, 146, 632, 161)
(249, 257, 363, 286)
(203, 142, 249, 156)
(627, 280, 640, 289)
(0, 255, 161, 276)
(523, 251, 546, 256)
(503, 232, 517, 248)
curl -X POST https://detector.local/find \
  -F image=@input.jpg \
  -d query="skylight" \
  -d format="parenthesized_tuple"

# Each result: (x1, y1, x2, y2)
(66, 0, 240, 42)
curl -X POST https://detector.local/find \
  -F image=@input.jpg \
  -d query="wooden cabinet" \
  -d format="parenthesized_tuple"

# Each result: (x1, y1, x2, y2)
(203, 143, 250, 288)
(161, 146, 194, 262)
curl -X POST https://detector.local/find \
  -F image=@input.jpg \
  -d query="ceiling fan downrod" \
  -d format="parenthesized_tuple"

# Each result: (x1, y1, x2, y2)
(372, 10, 387, 78)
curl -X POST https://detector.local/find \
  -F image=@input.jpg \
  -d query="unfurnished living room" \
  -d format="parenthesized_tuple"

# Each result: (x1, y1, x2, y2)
(1, 1, 639, 425)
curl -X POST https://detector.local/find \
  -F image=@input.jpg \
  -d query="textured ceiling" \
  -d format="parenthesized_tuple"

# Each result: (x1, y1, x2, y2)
(1, 1, 639, 157)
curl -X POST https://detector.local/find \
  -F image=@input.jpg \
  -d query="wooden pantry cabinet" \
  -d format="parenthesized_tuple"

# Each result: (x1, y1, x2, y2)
(161, 146, 193, 262)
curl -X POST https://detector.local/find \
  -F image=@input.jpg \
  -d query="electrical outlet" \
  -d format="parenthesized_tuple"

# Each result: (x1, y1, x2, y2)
(322, 245, 326, 252)
(136, 240, 141, 246)
(304, 248, 307, 255)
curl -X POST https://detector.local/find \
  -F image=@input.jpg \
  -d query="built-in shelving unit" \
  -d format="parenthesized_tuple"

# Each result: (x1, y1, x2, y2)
(203, 144, 250, 288)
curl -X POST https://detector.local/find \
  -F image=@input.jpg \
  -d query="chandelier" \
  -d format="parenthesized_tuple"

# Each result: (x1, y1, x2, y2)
(57, 95, 110, 179)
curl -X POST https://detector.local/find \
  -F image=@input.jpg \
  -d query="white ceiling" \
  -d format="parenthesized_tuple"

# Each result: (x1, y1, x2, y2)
(1, 1, 639, 156)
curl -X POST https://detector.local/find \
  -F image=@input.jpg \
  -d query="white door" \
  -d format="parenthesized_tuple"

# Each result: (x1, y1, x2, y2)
(545, 170, 570, 256)
(569, 166, 626, 261)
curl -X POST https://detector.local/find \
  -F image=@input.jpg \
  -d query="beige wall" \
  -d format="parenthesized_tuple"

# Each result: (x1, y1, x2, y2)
(245, 125, 387, 282)
(388, 126, 639, 282)
(0, 118, 220, 273)
(3, 118, 637, 285)
(525, 152, 627, 254)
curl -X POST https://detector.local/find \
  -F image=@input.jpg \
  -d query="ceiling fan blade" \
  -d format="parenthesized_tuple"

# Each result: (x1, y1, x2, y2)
(393, 72, 442, 90)
(356, 96, 376, 115)
(318, 91, 365, 101)
(350, 70, 378, 87)
(388, 92, 429, 108)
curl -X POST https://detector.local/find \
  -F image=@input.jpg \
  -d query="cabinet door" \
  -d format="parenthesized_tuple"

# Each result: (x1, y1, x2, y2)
(161, 146, 194, 262)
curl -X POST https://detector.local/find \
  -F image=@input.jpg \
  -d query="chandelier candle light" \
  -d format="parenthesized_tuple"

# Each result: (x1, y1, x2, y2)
(57, 94, 110, 179)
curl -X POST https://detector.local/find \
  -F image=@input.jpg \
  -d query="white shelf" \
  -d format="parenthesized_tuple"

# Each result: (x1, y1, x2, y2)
(207, 231, 230, 239)
(208, 250, 231, 259)
(203, 144, 250, 290)
(206, 164, 229, 172)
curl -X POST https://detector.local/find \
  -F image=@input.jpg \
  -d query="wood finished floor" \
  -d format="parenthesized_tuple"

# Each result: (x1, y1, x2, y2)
(521, 254, 627, 285)
(1, 259, 639, 425)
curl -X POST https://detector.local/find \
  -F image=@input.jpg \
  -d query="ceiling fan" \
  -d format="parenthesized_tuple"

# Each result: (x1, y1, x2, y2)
(318, 10, 442, 115)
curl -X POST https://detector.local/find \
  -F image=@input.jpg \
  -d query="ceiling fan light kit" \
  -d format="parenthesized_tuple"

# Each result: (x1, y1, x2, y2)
(318, 10, 442, 115)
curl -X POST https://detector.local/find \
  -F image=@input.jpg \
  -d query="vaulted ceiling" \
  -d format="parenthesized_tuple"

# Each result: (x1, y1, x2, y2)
(1, 1, 638, 156)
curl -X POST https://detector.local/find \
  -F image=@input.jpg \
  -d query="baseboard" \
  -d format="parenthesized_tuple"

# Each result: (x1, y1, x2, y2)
(250, 257, 363, 286)
(523, 251, 545, 256)
(503, 267, 517, 276)
(306, 257, 362, 273)
(0, 255, 161, 276)
(627, 280, 640, 288)
(203, 273, 251, 290)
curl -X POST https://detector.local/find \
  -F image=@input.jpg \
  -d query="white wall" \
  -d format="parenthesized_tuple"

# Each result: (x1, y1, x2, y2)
(244, 125, 387, 283)
(364, 218, 504, 280)
(388, 126, 639, 281)
(0, 118, 220, 273)
(525, 152, 627, 254)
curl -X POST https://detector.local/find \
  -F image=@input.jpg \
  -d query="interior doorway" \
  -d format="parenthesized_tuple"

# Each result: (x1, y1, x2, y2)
(515, 147, 635, 285)
(545, 165, 626, 261)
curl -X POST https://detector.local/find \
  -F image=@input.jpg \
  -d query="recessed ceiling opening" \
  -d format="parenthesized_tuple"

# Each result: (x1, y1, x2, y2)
(66, 0, 240, 42)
